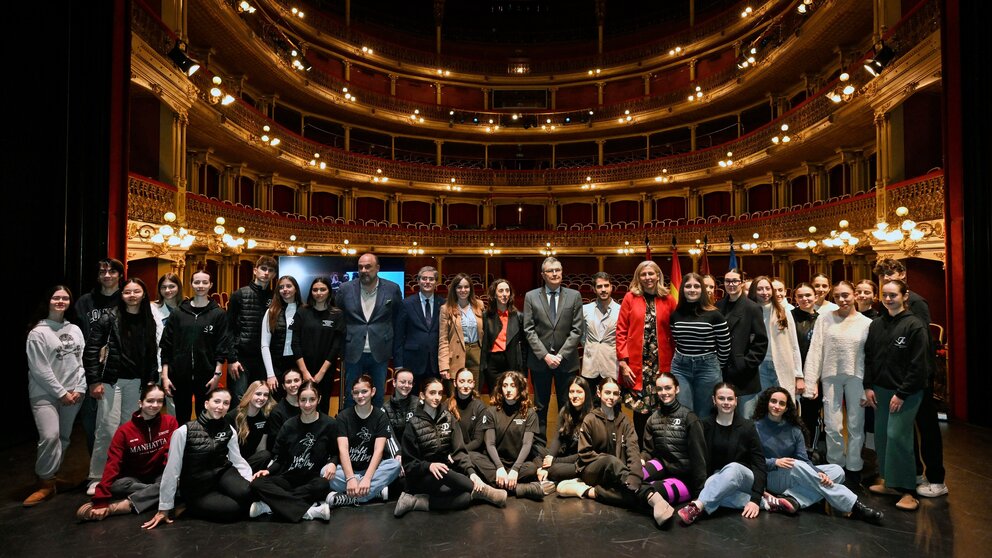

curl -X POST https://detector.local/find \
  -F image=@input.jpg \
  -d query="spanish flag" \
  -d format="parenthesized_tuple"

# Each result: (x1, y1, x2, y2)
(670, 235, 682, 302)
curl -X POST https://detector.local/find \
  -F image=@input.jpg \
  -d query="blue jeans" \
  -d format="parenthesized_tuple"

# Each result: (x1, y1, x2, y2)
(697, 462, 754, 514)
(327, 456, 401, 503)
(344, 353, 389, 409)
(758, 357, 779, 391)
(766, 462, 856, 513)
(670, 352, 721, 418)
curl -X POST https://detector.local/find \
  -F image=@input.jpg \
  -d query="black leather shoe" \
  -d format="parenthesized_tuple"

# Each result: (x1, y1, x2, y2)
(851, 500, 884, 524)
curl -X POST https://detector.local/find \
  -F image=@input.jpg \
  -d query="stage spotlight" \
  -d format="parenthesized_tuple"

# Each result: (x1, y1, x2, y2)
(168, 41, 200, 76)
(864, 44, 895, 77)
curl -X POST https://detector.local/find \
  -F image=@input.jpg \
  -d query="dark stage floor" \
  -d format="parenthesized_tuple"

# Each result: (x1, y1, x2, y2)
(1, 421, 989, 557)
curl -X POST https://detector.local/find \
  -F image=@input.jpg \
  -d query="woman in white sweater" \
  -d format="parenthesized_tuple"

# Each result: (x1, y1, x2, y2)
(24, 285, 87, 506)
(803, 281, 872, 478)
(747, 277, 804, 409)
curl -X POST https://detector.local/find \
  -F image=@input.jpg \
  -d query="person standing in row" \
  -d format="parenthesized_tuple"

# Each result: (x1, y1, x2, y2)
(480, 278, 527, 394)
(716, 269, 768, 418)
(24, 285, 87, 507)
(749, 276, 804, 402)
(855, 279, 882, 319)
(160, 270, 230, 423)
(227, 256, 276, 406)
(261, 275, 303, 391)
(581, 272, 621, 383)
(438, 273, 485, 383)
(874, 258, 947, 499)
(803, 281, 872, 484)
(291, 277, 345, 410)
(153, 273, 182, 327)
(616, 260, 676, 439)
(337, 253, 403, 409)
(76, 259, 124, 455)
(811, 273, 838, 314)
(790, 283, 822, 451)
(524, 257, 585, 433)
(864, 279, 929, 512)
(395, 266, 442, 387)
(669, 272, 730, 417)
(84, 277, 163, 495)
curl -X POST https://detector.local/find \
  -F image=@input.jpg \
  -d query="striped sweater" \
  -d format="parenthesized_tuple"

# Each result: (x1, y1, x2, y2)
(669, 308, 731, 367)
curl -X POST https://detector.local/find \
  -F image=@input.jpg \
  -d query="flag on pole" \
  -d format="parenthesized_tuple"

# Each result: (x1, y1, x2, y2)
(670, 235, 682, 303)
(700, 235, 711, 276)
(644, 235, 652, 260)
(728, 235, 738, 271)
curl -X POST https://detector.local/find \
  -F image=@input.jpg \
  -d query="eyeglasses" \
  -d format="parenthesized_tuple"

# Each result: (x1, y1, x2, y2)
(543, 268, 562, 274)
(724, 279, 742, 285)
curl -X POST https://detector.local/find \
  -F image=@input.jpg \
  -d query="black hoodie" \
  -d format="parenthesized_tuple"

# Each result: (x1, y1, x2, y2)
(864, 309, 929, 399)
(160, 299, 229, 380)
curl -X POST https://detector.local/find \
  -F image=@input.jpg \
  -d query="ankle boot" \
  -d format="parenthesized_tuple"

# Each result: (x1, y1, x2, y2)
(471, 483, 508, 507)
(23, 479, 56, 507)
(514, 482, 548, 501)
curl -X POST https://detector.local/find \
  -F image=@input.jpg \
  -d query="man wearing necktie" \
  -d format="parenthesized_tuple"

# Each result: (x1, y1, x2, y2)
(523, 257, 586, 434)
(395, 266, 443, 390)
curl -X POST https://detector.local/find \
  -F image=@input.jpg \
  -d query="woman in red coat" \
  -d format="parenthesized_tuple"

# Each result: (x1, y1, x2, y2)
(616, 260, 676, 441)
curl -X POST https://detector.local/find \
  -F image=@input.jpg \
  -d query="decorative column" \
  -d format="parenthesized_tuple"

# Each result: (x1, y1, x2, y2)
(689, 59, 697, 81)
(256, 175, 273, 211)
(687, 187, 701, 219)
(642, 74, 651, 96)
(221, 166, 238, 202)
(388, 193, 400, 225)
(596, 255, 606, 272)
(388, 74, 397, 96)
(644, 134, 651, 160)
(641, 192, 652, 223)
(547, 198, 558, 228)
(434, 0, 445, 54)
(390, 135, 396, 160)
(342, 188, 355, 221)
(435, 140, 443, 166)
(550, 144, 556, 169)
(595, 196, 606, 225)
(770, 173, 788, 209)
(730, 182, 745, 216)
(805, 163, 827, 201)
(342, 60, 351, 81)
(594, 0, 605, 54)
(434, 196, 446, 227)
(169, 110, 189, 222)
(689, 124, 697, 151)
(481, 88, 490, 110)
(434, 82, 443, 105)
(299, 181, 313, 217)
(550, 87, 558, 110)
(596, 139, 605, 165)
(481, 198, 494, 228)
(343, 126, 351, 152)
(596, 82, 605, 105)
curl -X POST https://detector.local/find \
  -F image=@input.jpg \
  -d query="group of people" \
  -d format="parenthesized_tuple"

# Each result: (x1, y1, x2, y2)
(24, 252, 944, 527)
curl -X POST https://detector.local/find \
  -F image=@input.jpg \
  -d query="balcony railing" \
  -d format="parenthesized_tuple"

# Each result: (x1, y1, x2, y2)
(129, 171, 944, 253)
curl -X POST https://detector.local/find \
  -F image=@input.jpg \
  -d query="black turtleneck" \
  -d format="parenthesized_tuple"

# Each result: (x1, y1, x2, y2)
(454, 395, 488, 452)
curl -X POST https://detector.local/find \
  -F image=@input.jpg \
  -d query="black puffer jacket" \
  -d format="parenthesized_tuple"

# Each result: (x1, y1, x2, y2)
(83, 307, 160, 387)
(181, 414, 235, 499)
(401, 404, 476, 483)
(227, 282, 272, 362)
(640, 399, 708, 496)
(383, 394, 419, 457)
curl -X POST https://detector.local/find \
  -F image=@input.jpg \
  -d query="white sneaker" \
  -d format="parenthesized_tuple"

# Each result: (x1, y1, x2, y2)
(303, 502, 330, 521)
(380, 486, 389, 501)
(917, 483, 948, 497)
(86, 481, 98, 496)
(249, 501, 272, 518)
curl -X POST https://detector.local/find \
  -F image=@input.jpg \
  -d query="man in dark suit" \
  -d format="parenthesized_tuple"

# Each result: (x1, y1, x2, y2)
(523, 257, 585, 432)
(336, 253, 404, 409)
(715, 268, 768, 418)
(395, 265, 442, 390)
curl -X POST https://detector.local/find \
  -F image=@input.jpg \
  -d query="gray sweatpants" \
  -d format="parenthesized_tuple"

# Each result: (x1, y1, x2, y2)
(110, 476, 162, 513)
(30, 394, 83, 479)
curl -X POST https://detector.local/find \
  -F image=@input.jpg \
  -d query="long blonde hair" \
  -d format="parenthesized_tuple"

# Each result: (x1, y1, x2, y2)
(235, 381, 276, 444)
(628, 260, 670, 297)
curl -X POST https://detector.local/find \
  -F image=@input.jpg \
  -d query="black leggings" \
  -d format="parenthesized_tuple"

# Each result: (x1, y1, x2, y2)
(470, 452, 539, 484)
(171, 374, 210, 424)
(185, 467, 252, 522)
(581, 454, 639, 508)
(251, 475, 330, 522)
(544, 459, 580, 482)
(408, 469, 475, 511)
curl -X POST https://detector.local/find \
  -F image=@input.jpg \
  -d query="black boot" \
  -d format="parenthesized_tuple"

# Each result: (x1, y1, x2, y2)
(515, 481, 555, 501)
(850, 500, 884, 525)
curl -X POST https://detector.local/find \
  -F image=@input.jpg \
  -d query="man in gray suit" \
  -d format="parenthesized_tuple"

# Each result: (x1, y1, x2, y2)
(581, 272, 621, 382)
(523, 257, 585, 432)
(336, 253, 403, 409)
